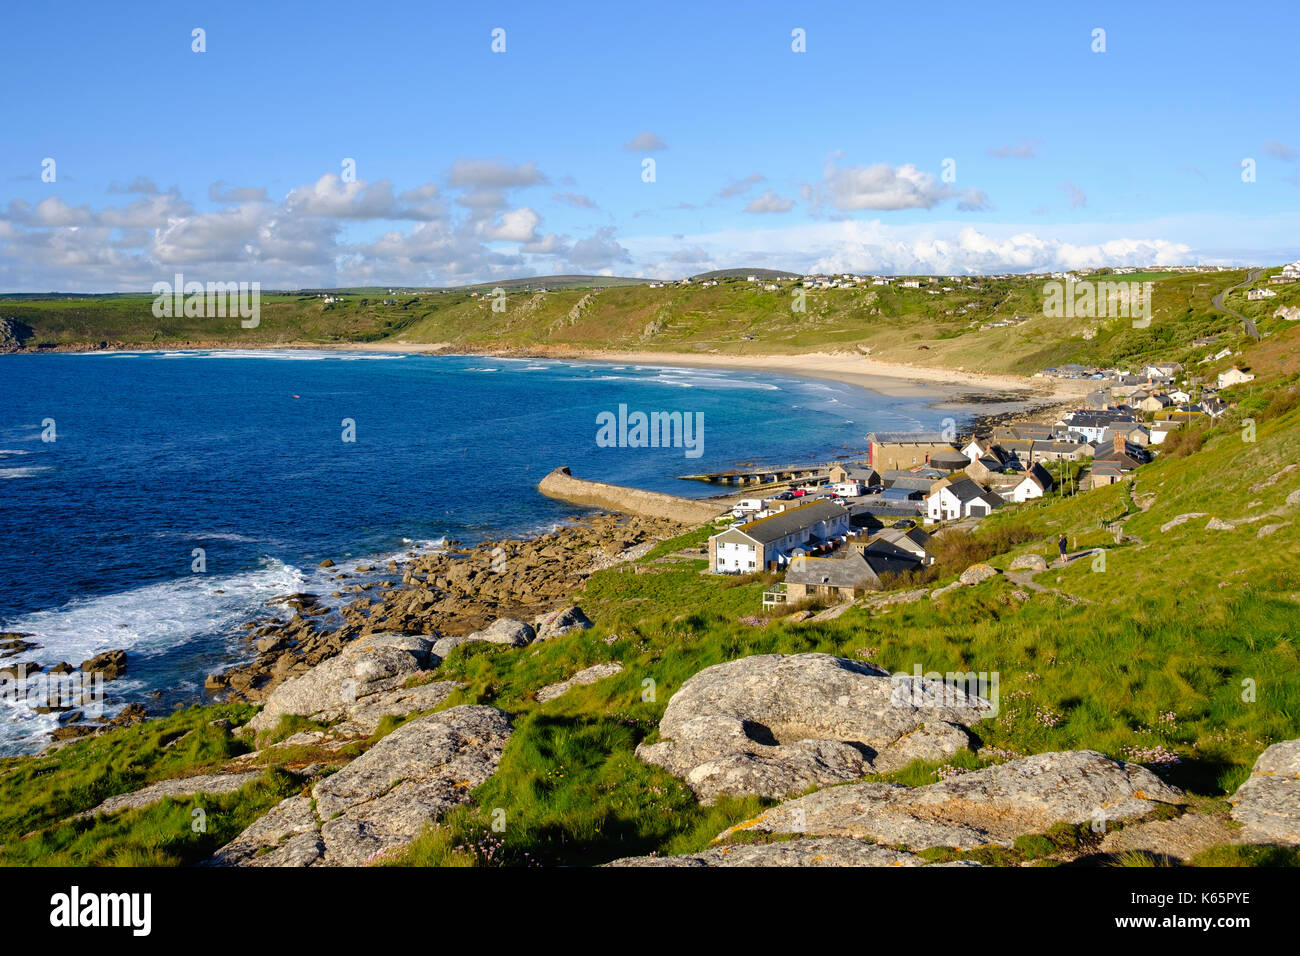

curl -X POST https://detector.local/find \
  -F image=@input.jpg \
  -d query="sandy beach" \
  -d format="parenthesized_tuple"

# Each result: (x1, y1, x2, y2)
(337, 341, 1095, 409)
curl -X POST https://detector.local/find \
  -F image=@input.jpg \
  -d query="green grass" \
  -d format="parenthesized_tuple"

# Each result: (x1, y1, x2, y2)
(1189, 843, 1300, 867)
(1, 768, 302, 866)
(0, 704, 257, 859)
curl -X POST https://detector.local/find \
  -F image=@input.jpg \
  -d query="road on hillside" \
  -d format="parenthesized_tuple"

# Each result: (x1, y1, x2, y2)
(1212, 268, 1264, 340)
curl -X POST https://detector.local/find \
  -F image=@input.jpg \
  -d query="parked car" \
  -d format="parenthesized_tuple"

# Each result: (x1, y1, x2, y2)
(776, 491, 795, 500)
(791, 488, 807, 497)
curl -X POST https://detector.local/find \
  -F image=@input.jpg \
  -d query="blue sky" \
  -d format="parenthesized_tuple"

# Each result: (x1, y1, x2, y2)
(2, 0, 1298, 290)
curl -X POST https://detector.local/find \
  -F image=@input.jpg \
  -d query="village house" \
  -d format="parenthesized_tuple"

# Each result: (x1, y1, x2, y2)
(1095, 432, 1151, 466)
(1158, 404, 1209, 424)
(770, 548, 918, 605)
(881, 467, 946, 481)
(961, 437, 993, 463)
(1202, 397, 1229, 418)
(1218, 366, 1256, 389)
(708, 499, 850, 573)
(965, 451, 1018, 483)
(1145, 362, 1182, 379)
(1147, 420, 1182, 445)
(995, 437, 1037, 464)
(845, 499, 924, 528)
(853, 526, 934, 566)
(1083, 389, 1112, 410)
(882, 475, 940, 496)
(826, 463, 881, 487)
(994, 422, 1063, 443)
(1059, 410, 1140, 444)
(1033, 439, 1093, 463)
(1101, 422, 1151, 447)
(1083, 461, 1129, 489)
(866, 432, 960, 471)
(925, 477, 1004, 522)
(1005, 461, 1055, 502)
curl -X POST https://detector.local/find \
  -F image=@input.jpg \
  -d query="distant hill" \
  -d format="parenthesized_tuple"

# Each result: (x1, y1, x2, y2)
(691, 268, 800, 281)
(292, 275, 651, 296)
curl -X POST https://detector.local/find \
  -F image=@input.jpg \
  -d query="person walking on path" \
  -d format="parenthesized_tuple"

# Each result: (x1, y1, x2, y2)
(1057, 534, 1068, 564)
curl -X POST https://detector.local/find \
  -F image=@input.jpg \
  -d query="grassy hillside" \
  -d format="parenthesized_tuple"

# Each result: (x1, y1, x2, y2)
(7, 269, 1298, 378)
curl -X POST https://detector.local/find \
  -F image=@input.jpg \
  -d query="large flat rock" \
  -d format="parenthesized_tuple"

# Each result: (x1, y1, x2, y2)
(245, 633, 437, 735)
(75, 771, 262, 821)
(1230, 739, 1300, 845)
(309, 679, 459, 736)
(636, 653, 991, 803)
(606, 837, 943, 867)
(718, 750, 1185, 851)
(535, 662, 623, 703)
(210, 705, 512, 866)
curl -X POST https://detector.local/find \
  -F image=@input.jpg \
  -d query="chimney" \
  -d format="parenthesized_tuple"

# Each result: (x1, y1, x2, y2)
(1113, 432, 1125, 454)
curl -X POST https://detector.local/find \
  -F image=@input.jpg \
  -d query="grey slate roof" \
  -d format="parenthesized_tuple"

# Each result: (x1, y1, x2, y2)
(868, 431, 953, 444)
(885, 476, 937, 493)
(834, 465, 880, 482)
(785, 551, 878, 589)
(733, 499, 846, 544)
(940, 477, 1001, 503)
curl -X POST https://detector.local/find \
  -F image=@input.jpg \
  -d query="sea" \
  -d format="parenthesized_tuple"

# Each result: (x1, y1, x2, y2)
(0, 349, 1002, 754)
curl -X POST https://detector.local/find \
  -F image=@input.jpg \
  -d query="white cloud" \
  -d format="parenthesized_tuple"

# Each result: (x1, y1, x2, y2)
(624, 131, 667, 152)
(988, 140, 1038, 159)
(28, 197, 95, 227)
(956, 188, 991, 212)
(718, 173, 764, 198)
(566, 227, 631, 270)
(108, 176, 161, 195)
(285, 175, 404, 219)
(744, 189, 795, 214)
(1264, 140, 1297, 161)
(99, 192, 194, 229)
(446, 159, 547, 190)
(553, 191, 598, 209)
(476, 206, 542, 242)
(811, 161, 955, 211)
(1062, 182, 1088, 210)
(210, 182, 270, 203)
(619, 219, 1199, 278)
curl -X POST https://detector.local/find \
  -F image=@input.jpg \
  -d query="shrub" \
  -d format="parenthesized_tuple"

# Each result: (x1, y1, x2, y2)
(1159, 424, 1208, 459)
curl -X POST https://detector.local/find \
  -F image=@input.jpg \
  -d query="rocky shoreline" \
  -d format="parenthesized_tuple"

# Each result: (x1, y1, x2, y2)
(12, 511, 682, 751)
(208, 511, 680, 705)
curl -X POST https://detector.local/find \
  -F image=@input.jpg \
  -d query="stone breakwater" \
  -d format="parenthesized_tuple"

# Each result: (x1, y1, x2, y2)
(538, 466, 726, 525)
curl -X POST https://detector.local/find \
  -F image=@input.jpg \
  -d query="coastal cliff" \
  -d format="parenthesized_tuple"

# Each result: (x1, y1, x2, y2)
(537, 466, 725, 525)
